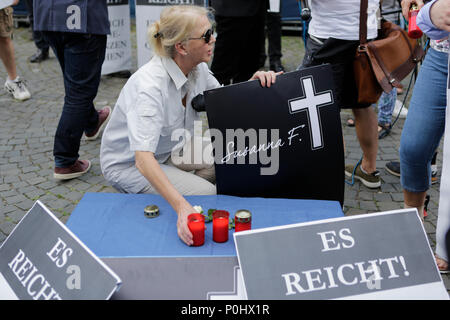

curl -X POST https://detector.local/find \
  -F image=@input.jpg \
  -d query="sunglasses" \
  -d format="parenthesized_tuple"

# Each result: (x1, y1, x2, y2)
(188, 27, 214, 44)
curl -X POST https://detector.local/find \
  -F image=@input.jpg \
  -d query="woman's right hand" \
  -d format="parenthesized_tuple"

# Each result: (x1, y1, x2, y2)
(176, 202, 197, 246)
(401, 0, 425, 20)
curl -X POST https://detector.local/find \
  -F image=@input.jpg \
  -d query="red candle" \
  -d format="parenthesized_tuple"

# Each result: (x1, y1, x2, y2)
(235, 209, 252, 232)
(187, 213, 205, 246)
(213, 210, 229, 243)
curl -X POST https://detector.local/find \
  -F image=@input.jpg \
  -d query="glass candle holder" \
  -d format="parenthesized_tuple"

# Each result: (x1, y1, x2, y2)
(187, 213, 205, 246)
(212, 210, 229, 243)
(234, 209, 252, 232)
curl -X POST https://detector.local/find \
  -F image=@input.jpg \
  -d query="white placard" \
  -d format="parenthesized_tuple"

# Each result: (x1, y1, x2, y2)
(234, 209, 449, 300)
(0, 201, 121, 300)
(0, 0, 14, 10)
(269, 0, 280, 13)
(102, 1, 132, 75)
(135, 0, 206, 68)
(135, 3, 164, 68)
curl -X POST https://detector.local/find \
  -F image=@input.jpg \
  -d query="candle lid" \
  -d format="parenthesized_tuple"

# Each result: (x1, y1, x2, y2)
(235, 209, 251, 223)
(144, 204, 160, 218)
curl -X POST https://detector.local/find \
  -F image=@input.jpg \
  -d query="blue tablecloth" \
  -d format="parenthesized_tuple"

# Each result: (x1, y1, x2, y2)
(66, 193, 344, 257)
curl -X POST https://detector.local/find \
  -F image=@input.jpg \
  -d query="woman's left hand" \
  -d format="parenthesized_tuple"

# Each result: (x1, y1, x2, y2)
(250, 70, 284, 88)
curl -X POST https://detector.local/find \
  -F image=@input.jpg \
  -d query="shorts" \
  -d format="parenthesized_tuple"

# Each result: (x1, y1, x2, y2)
(300, 35, 371, 109)
(0, 7, 13, 38)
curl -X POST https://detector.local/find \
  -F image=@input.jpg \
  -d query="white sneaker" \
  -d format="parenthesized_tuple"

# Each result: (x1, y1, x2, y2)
(4, 77, 31, 101)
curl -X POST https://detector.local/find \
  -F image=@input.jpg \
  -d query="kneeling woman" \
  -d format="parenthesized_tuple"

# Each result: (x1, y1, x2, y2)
(100, 5, 280, 246)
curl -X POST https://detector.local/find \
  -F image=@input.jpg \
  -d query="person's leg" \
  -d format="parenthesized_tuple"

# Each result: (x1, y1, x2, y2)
(169, 136, 215, 184)
(0, 36, 16, 80)
(141, 162, 216, 196)
(51, 33, 106, 168)
(377, 88, 396, 126)
(210, 16, 241, 85)
(0, 7, 17, 80)
(0, 8, 31, 101)
(377, 88, 397, 138)
(234, 12, 266, 83)
(400, 48, 447, 219)
(352, 106, 378, 173)
(267, 11, 284, 72)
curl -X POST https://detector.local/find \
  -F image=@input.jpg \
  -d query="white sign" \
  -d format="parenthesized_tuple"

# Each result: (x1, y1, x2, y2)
(234, 209, 449, 300)
(0, 0, 14, 10)
(269, 0, 280, 13)
(102, 1, 132, 75)
(135, 0, 206, 68)
(0, 201, 121, 300)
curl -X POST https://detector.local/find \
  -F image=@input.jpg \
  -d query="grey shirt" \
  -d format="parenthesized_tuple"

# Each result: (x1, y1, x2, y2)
(100, 56, 220, 193)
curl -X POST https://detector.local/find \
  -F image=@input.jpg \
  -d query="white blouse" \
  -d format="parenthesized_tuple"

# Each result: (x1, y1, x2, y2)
(100, 56, 220, 193)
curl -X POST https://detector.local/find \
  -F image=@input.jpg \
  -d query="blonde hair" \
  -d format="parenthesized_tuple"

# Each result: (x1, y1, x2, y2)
(148, 5, 213, 58)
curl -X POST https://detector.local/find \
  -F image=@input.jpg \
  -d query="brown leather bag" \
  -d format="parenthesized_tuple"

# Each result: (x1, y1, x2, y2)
(354, 0, 424, 105)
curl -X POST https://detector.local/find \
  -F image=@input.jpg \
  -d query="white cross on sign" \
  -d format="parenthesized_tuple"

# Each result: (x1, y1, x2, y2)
(288, 76, 333, 150)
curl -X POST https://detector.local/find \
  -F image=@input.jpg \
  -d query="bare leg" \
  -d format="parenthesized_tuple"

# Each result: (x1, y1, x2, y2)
(403, 190, 426, 220)
(0, 36, 17, 80)
(352, 107, 378, 173)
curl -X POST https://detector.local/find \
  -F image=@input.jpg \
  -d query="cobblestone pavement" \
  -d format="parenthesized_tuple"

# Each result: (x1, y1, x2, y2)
(0, 26, 448, 295)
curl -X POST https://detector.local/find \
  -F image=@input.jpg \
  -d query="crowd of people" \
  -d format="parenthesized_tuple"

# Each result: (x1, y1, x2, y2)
(1, 0, 449, 274)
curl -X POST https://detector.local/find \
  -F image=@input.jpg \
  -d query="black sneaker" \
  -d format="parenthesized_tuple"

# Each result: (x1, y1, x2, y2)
(385, 161, 400, 177)
(386, 160, 438, 184)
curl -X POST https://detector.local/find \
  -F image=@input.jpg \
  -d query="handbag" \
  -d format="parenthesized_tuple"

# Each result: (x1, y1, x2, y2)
(354, 0, 425, 105)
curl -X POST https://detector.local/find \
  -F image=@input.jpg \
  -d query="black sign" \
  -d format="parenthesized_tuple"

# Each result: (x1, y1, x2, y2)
(204, 65, 344, 205)
(0, 201, 121, 300)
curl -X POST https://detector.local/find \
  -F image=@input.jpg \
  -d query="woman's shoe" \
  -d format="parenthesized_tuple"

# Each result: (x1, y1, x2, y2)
(378, 123, 392, 139)
(435, 254, 449, 274)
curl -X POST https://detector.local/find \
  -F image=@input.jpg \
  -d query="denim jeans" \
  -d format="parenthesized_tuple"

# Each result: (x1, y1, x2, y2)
(376, 88, 397, 126)
(42, 32, 106, 167)
(400, 48, 448, 192)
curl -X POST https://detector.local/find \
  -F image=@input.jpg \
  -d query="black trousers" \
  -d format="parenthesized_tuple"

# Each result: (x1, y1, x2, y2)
(43, 32, 106, 167)
(262, 11, 282, 64)
(25, 0, 49, 52)
(211, 12, 265, 85)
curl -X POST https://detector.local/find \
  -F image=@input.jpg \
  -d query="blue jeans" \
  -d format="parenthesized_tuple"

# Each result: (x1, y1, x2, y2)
(400, 48, 448, 192)
(43, 32, 106, 167)
(376, 88, 397, 126)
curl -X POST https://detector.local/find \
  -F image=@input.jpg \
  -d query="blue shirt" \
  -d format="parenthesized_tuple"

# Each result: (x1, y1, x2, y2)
(417, 0, 449, 40)
(33, 0, 110, 35)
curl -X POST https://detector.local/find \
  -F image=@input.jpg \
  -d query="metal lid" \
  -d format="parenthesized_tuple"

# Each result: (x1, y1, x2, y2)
(235, 209, 251, 223)
(144, 204, 160, 218)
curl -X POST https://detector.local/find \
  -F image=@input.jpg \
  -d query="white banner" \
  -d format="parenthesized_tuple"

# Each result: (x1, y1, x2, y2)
(135, 0, 206, 69)
(102, 1, 132, 75)
(0, 0, 14, 11)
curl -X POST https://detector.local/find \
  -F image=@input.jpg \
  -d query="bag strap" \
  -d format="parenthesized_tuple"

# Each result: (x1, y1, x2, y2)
(359, 0, 368, 45)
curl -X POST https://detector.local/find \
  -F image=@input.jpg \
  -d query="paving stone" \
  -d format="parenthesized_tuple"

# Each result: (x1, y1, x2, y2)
(0, 221, 16, 235)
(7, 210, 27, 223)
(374, 192, 392, 202)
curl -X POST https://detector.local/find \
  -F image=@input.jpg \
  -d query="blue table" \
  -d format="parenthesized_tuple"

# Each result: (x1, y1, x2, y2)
(66, 193, 344, 258)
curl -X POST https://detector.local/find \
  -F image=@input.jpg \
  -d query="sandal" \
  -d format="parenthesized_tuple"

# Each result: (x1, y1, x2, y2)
(435, 254, 449, 274)
(378, 123, 392, 139)
(347, 118, 355, 127)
